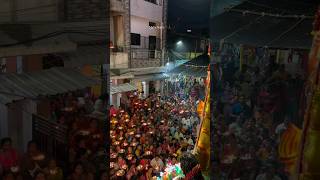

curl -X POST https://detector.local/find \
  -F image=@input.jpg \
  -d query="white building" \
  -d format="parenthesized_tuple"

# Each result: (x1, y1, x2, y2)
(110, 0, 168, 107)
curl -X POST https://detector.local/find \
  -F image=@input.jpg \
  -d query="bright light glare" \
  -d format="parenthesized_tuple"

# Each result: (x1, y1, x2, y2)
(176, 41, 182, 45)
(166, 62, 170, 66)
(187, 29, 191, 33)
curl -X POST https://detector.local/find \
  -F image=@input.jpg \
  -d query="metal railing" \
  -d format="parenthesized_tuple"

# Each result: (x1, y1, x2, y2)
(131, 48, 162, 60)
(32, 115, 68, 160)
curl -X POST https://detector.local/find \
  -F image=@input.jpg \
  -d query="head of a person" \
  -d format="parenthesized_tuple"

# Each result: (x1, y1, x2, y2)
(27, 141, 38, 154)
(48, 158, 57, 169)
(1, 137, 12, 151)
(73, 162, 84, 175)
(33, 171, 46, 180)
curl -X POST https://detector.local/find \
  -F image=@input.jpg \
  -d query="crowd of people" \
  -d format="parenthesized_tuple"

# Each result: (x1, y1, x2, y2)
(213, 59, 304, 180)
(0, 91, 107, 180)
(109, 77, 205, 179)
(0, 138, 107, 180)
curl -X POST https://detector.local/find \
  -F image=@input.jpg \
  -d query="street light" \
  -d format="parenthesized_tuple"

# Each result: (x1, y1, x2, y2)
(176, 40, 183, 46)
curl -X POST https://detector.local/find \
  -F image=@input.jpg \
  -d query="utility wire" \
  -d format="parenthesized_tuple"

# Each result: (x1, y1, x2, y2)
(0, 30, 107, 47)
(265, 18, 305, 47)
(225, 8, 314, 19)
(0, 4, 57, 15)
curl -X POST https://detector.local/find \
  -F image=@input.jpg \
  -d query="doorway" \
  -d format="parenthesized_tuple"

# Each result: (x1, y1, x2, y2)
(149, 36, 156, 58)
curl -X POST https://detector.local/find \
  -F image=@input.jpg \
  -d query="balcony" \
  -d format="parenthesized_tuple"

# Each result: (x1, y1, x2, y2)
(111, 0, 126, 13)
(131, 48, 162, 68)
(110, 47, 129, 69)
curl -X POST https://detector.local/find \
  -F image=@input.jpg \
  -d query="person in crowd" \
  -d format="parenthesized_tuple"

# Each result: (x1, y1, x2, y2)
(213, 60, 302, 179)
(22, 141, 47, 169)
(180, 153, 204, 180)
(67, 162, 93, 180)
(0, 138, 19, 175)
(33, 171, 46, 180)
(43, 159, 63, 180)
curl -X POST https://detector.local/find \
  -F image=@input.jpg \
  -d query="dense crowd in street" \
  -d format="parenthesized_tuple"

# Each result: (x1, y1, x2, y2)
(0, 92, 107, 180)
(212, 59, 304, 180)
(109, 77, 205, 179)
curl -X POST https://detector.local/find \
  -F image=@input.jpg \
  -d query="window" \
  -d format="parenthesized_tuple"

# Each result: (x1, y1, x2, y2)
(145, 0, 157, 5)
(131, 33, 141, 46)
(149, 22, 157, 28)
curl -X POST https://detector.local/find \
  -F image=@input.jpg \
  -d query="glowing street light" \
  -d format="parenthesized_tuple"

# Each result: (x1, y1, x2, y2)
(176, 40, 183, 46)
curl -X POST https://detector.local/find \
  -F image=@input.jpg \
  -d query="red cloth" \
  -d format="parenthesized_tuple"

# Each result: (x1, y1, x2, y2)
(110, 107, 117, 116)
(0, 149, 18, 170)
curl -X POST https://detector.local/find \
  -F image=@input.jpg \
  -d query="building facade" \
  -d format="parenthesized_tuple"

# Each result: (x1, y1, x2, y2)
(110, 0, 168, 107)
(0, 0, 108, 152)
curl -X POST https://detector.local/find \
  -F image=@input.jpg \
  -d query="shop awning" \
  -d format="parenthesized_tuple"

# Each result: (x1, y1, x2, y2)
(210, 0, 316, 49)
(170, 54, 209, 77)
(110, 83, 137, 95)
(0, 67, 99, 105)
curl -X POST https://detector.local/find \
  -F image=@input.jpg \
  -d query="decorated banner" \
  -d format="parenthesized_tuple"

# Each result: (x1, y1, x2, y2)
(278, 123, 301, 174)
(296, 5, 320, 180)
(194, 65, 210, 177)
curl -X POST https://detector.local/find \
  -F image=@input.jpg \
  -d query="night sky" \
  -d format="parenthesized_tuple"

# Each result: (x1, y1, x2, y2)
(168, 0, 210, 34)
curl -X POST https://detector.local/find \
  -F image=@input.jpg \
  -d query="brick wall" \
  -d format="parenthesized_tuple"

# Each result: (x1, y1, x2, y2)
(66, 0, 107, 21)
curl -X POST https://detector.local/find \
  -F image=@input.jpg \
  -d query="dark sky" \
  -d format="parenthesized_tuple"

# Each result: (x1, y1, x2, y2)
(168, 0, 210, 34)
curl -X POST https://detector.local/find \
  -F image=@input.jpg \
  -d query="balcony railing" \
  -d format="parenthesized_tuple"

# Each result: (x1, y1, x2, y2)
(131, 48, 162, 60)
(130, 48, 162, 68)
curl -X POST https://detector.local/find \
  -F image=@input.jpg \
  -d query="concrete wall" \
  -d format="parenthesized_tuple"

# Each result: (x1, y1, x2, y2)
(131, 16, 160, 38)
(0, 0, 12, 22)
(0, 0, 58, 23)
(110, 52, 129, 69)
(66, 0, 107, 21)
(131, 0, 163, 22)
